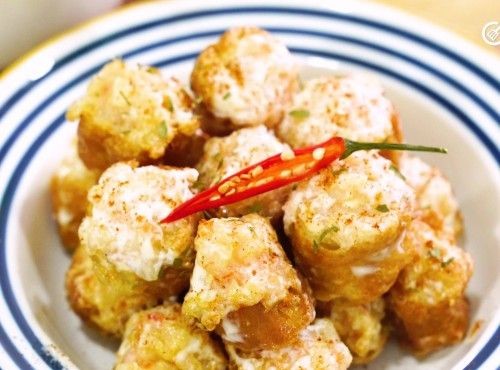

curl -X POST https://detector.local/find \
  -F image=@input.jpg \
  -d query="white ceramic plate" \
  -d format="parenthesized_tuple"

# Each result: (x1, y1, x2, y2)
(0, 1, 498, 369)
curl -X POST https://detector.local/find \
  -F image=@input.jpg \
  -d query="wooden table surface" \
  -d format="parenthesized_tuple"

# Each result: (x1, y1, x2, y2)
(374, 0, 499, 54)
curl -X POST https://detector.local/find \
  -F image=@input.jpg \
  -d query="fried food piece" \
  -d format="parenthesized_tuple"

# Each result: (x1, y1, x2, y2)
(283, 151, 416, 303)
(196, 126, 292, 221)
(79, 162, 199, 281)
(191, 27, 298, 133)
(399, 155, 462, 240)
(67, 60, 200, 170)
(225, 318, 352, 370)
(162, 128, 208, 168)
(115, 304, 227, 370)
(66, 247, 190, 337)
(276, 75, 403, 163)
(182, 215, 315, 351)
(329, 298, 388, 364)
(50, 141, 100, 251)
(388, 220, 473, 356)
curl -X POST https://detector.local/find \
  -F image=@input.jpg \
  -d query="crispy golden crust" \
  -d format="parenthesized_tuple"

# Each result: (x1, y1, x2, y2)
(388, 220, 473, 356)
(392, 296, 470, 358)
(225, 318, 352, 370)
(399, 155, 463, 240)
(66, 247, 190, 338)
(292, 241, 415, 304)
(277, 75, 402, 148)
(79, 162, 199, 281)
(191, 27, 298, 132)
(115, 304, 227, 370)
(196, 126, 291, 222)
(162, 129, 208, 168)
(283, 152, 416, 302)
(182, 215, 315, 351)
(218, 275, 315, 351)
(68, 60, 200, 170)
(329, 298, 388, 364)
(50, 141, 100, 251)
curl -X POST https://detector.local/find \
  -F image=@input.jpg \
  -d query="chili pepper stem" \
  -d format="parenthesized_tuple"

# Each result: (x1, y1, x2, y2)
(341, 140, 447, 159)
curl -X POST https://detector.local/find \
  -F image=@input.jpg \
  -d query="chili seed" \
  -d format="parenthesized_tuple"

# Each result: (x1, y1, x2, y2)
(292, 164, 307, 176)
(218, 182, 232, 194)
(255, 177, 273, 187)
(250, 166, 264, 178)
(312, 147, 326, 160)
(280, 169, 292, 178)
(255, 179, 267, 187)
(280, 149, 295, 161)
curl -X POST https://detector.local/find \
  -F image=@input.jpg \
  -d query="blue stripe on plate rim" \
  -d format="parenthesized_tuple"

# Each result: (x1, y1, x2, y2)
(1, 27, 500, 173)
(1, 47, 498, 369)
(0, 6, 499, 123)
(0, 6, 498, 370)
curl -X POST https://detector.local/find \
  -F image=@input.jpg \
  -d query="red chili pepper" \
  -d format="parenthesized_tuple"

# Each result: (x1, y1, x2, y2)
(161, 138, 446, 223)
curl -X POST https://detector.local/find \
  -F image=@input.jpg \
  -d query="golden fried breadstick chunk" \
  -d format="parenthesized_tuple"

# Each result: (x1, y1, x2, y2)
(283, 151, 416, 303)
(182, 215, 315, 351)
(329, 298, 388, 364)
(399, 155, 463, 240)
(66, 247, 190, 337)
(191, 27, 298, 134)
(50, 141, 100, 251)
(196, 125, 292, 222)
(225, 318, 352, 370)
(276, 75, 403, 163)
(115, 304, 227, 370)
(69, 162, 199, 336)
(67, 60, 200, 170)
(79, 162, 199, 281)
(388, 220, 473, 356)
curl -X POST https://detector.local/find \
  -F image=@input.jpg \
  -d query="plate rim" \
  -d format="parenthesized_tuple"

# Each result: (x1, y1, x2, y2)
(1, 0, 499, 84)
(0, 1, 498, 369)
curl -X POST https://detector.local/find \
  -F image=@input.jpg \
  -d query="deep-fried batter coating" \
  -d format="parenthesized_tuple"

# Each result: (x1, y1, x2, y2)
(50, 141, 100, 251)
(329, 298, 388, 364)
(276, 75, 403, 162)
(115, 304, 227, 370)
(79, 162, 199, 281)
(191, 27, 298, 133)
(283, 151, 416, 303)
(67, 60, 200, 170)
(162, 128, 208, 168)
(196, 126, 291, 221)
(388, 220, 473, 356)
(66, 247, 190, 337)
(399, 155, 462, 240)
(225, 318, 352, 370)
(182, 215, 315, 351)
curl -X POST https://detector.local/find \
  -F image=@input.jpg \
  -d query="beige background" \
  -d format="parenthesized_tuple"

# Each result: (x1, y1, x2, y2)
(374, 0, 499, 54)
